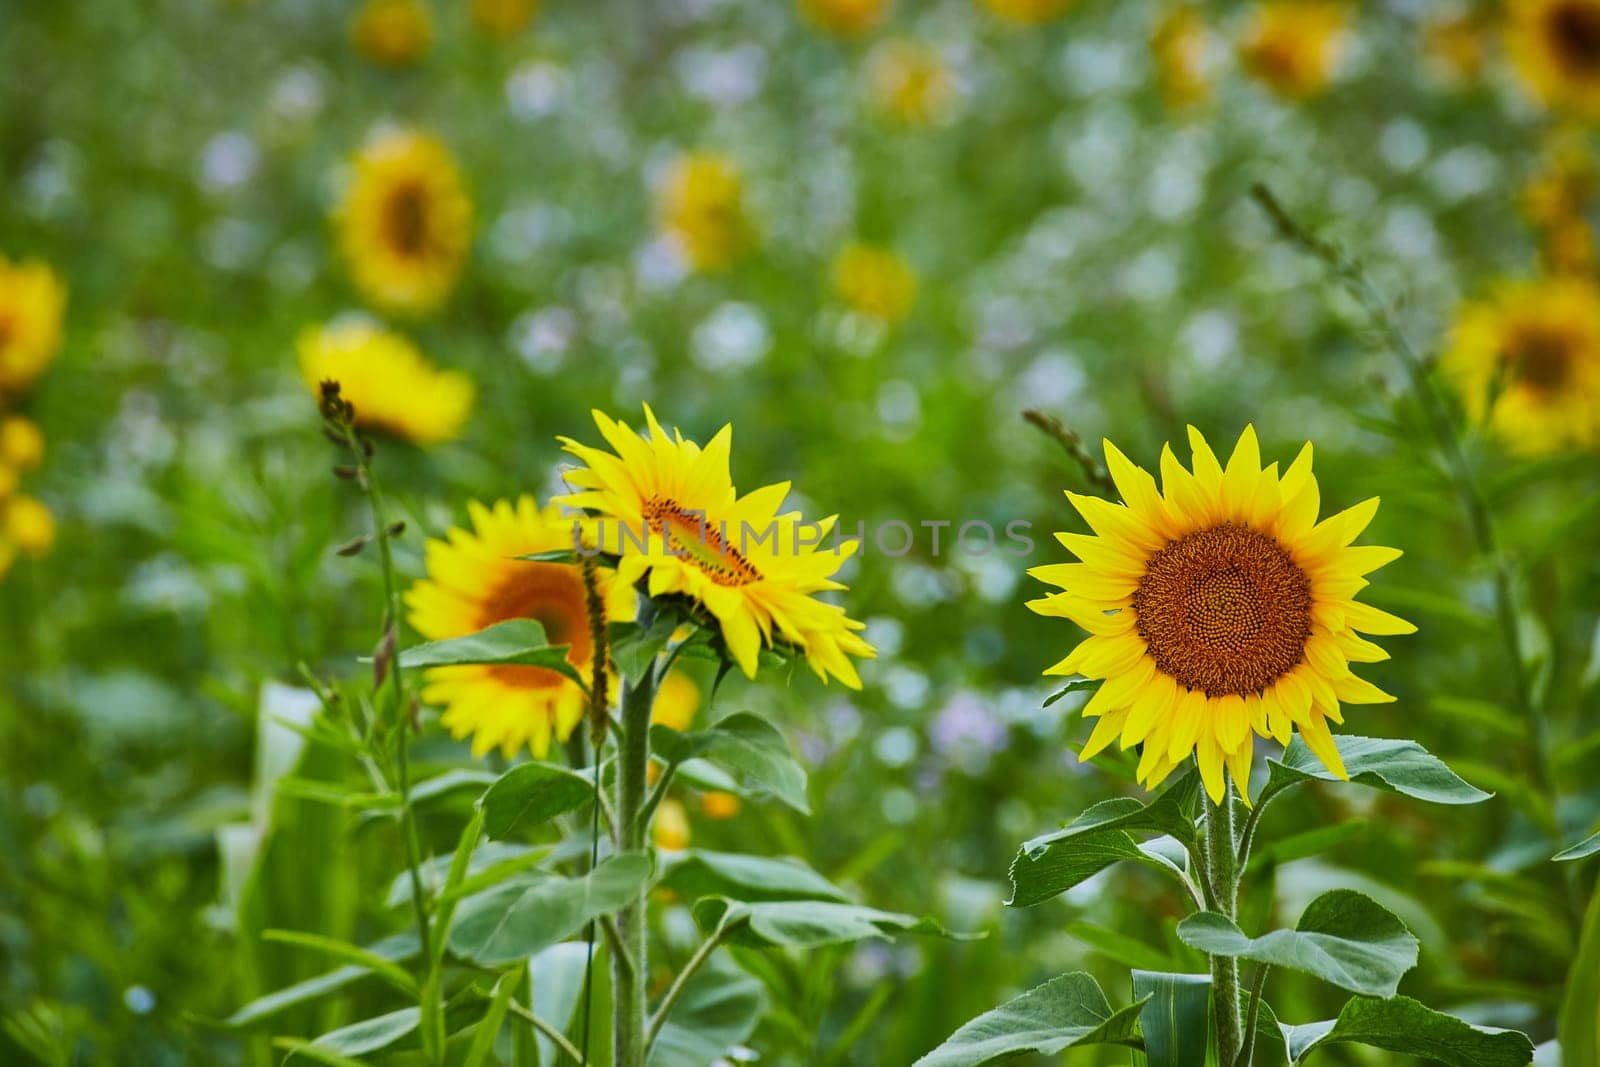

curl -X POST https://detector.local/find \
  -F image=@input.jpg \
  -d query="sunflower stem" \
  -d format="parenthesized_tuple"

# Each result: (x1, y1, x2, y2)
(1203, 785, 1242, 1065)
(612, 667, 658, 1067)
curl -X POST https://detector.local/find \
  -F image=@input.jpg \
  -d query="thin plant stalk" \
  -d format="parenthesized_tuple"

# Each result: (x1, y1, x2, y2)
(611, 667, 659, 1067)
(1203, 785, 1242, 1064)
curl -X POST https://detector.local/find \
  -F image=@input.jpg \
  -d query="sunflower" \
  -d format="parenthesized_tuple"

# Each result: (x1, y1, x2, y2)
(0, 493, 55, 578)
(405, 496, 638, 759)
(799, 0, 891, 38)
(336, 129, 473, 315)
(980, 0, 1071, 26)
(1443, 278, 1600, 455)
(1524, 137, 1596, 274)
(351, 0, 433, 67)
(1152, 6, 1212, 110)
(0, 257, 66, 399)
(470, 0, 538, 37)
(1028, 426, 1415, 805)
(1510, 0, 1600, 116)
(1238, 2, 1349, 100)
(556, 406, 876, 688)
(832, 243, 917, 324)
(298, 320, 472, 446)
(657, 153, 749, 274)
(869, 40, 955, 126)
(0, 416, 44, 474)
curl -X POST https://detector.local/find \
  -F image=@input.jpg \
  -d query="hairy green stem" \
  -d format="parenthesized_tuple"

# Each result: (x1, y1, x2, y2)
(1204, 787, 1242, 1064)
(612, 668, 659, 1067)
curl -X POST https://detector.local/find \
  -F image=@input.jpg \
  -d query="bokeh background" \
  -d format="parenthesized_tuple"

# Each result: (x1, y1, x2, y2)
(2, 0, 1598, 1064)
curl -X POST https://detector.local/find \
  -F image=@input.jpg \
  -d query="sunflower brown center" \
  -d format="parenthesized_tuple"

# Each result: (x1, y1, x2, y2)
(1548, 2, 1600, 73)
(642, 496, 760, 587)
(383, 182, 430, 257)
(1505, 325, 1574, 393)
(477, 562, 591, 688)
(1132, 522, 1312, 697)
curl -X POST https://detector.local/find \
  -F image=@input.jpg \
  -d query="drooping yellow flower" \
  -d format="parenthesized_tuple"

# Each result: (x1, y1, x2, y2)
(657, 153, 749, 273)
(351, 0, 433, 67)
(869, 40, 955, 126)
(652, 670, 701, 732)
(336, 129, 473, 315)
(470, 0, 538, 37)
(1238, 2, 1349, 100)
(1028, 426, 1415, 806)
(0, 416, 44, 473)
(1443, 278, 1600, 455)
(0, 258, 66, 399)
(1509, 0, 1600, 117)
(832, 243, 917, 324)
(557, 407, 876, 688)
(799, 0, 890, 38)
(1152, 6, 1212, 110)
(980, 0, 1070, 26)
(405, 496, 638, 759)
(297, 321, 473, 446)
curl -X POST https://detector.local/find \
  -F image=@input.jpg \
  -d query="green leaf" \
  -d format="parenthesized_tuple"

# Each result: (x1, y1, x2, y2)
(1131, 970, 1210, 1067)
(1560, 878, 1600, 1067)
(648, 956, 767, 1067)
(1554, 828, 1600, 862)
(1065, 923, 1178, 972)
(260, 929, 418, 997)
(449, 851, 653, 965)
(1008, 774, 1200, 907)
(478, 761, 595, 839)
(651, 714, 810, 813)
(304, 1007, 420, 1058)
(1178, 890, 1418, 998)
(660, 850, 850, 903)
(694, 897, 971, 949)
(462, 969, 523, 1067)
(912, 973, 1146, 1066)
(1267, 735, 1491, 805)
(1042, 679, 1100, 708)
(409, 769, 498, 808)
(397, 619, 585, 688)
(384, 842, 548, 909)
(271, 1040, 368, 1067)
(1280, 996, 1534, 1066)
(223, 932, 420, 1027)
(1247, 822, 1367, 873)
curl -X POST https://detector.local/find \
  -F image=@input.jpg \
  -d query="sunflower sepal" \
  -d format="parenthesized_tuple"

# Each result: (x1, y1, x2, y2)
(393, 617, 587, 690)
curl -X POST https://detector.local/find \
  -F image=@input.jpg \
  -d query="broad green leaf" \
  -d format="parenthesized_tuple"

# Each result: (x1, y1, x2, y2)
(1280, 996, 1534, 1066)
(651, 714, 809, 813)
(530, 942, 593, 1067)
(1131, 970, 1210, 1067)
(479, 761, 595, 839)
(1560, 879, 1600, 1067)
(225, 932, 420, 1027)
(384, 842, 549, 909)
(648, 955, 767, 1067)
(306, 1007, 420, 1058)
(1066, 923, 1178, 972)
(1554, 828, 1600, 862)
(912, 973, 1146, 1066)
(1178, 890, 1418, 998)
(397, 619, 585, 688)
(409, 769, 497, 809)
(660, 850, 850, 903)
(694, 897, 969, 949)
(449, 851, 653, 965)
(1267, 736, 1490, 805)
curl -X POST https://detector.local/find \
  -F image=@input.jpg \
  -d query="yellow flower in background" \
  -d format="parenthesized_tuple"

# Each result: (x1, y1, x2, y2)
(832, 242, 917, 324)
(1524, 136, 1597, 273)
(869, 40, 955, 125)
(351, 0, 433, 67)
(337, 129, 473, 315)
(658, 153, 749, 273)
(699, 791, 741, 819)
(652, 670, 701, 732)
(405, 496, 638, 759)
(0, 258, 66, 399)
(799, 0, 891, 38)
(1, 492, 55, 579)
(470, 0, 538, 37)
(297, 321, 474, 446)
(1443, 278, 1600, 455)
(1238, 2, 1349, 100)
(1422, 12, 1488, 86)
(1029, 426, 1415, 806)
(652, 798, 692, 851)
(1152, 6, 1212, 110)
(0, 416, 44, 473)
(980, 0, 1070, 26)
(1510, 0, 1600, 116)
(557, 406, 877, 687)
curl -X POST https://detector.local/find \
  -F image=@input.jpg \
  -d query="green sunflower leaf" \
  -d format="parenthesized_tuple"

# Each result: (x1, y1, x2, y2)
(396, 618, 584, 688)
(448, 851, 652, 965)
(1266, 735, 1491, 805)
(1554, 828, 1600, 862)
(1559, 879, 1600, 1067)
(692, 897, 975, 949)
(651, 714, 809, 813)
(299, 1007, 421, 1059)
(1131, 970, 1211, 1067)
(223, 932, 421, 1028)
(911, 973, 1146, 1067)
(648, 956, 767, 1067)
(660, 849, 851, 903)
(1177, 889, 1419, 998)
(1277, 996, 1534, 1066)
(477, 760, 594, 839)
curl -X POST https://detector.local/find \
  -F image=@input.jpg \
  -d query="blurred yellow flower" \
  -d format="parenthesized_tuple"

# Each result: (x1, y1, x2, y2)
(658, 153, 749, 273)
(470, 0, 538, 37)
(351, 0, 433, 67)
(405, 496, 638, 759)
(1444, 277, 1600, 455)
(869, 40, 955, 125)
(652, 670, 701, 732)
(832, 242, 917, 324)
(1509, 0, 1600, 116)
(0, 257, 66, 399)
(799, 0, 890, 38)
(1152, 6, 1212, 110)
(0, 416, 44, 472)
(1238, 2, 1348, 100)
(698, 791, 741, 819)
(652, 798, 691, 851)
(1524, 137, 1596, 273)
(557, 406, 876, 687)
(980, 0, 1070, 26)
(337, 129, 473, 315)
(297, 321, 474, 446)
(1422, 12, 1488, 85)
(3, 495, 54, 556)
(1029, 426, 1414, 805)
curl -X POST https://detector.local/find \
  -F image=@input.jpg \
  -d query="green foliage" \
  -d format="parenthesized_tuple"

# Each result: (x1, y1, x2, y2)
(396, 619, 584, 687)
(447, 851, 653, 965)
(651, 714, 811, 813)
(1130, 971, 1211, 1067)
(1264, 736, 1492, 806)
(477, 761, 594, 839)
(1274, 996, 1535, 1067)
(912, 973, 1147, 1067)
